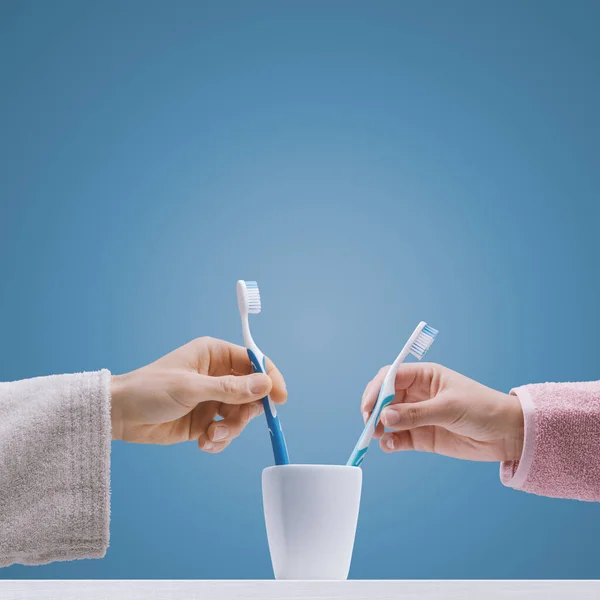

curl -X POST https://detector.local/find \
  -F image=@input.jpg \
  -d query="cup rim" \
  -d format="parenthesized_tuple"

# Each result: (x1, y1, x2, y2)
(263, 464, 361, 473)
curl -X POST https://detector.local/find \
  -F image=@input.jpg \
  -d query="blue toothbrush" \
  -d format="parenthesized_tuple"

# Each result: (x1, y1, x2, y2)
(237, 280, 290, 465)
(347, 321, 438, 467)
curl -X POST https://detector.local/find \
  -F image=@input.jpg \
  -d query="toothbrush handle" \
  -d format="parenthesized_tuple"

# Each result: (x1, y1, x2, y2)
(246, 349, 290, 465)
(347, 386, 395, 467)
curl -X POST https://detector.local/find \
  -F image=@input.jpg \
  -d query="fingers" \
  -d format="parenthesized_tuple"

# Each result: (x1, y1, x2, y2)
(361, 411, 385, 438)
(379, 428, 440, 454)
(194, 338, 288, 404)
(360, 362, 427, 415)
(191, 372, 273, 405)
(380, 430, 415, 453)
(360, 362, 445, 425)
(380, 426, 484, 459)
(222, 341, 258, 375)
(198, 437, 231, 454)
(264, 356, 287, 404)
(207, 401, 264, 445)
(191, 401, 220, 448)
(380, 397, 457, 431)
(361, 366, 389, 415)
(199, 400, 264, 453)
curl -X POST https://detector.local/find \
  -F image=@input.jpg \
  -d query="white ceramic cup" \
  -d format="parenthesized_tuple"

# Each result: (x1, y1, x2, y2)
(262, 464, 362, 580)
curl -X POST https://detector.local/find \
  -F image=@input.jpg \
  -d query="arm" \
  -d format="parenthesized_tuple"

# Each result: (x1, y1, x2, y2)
(0, 337, 286, 567)
(502, 381, 600, 501)
(0, 371, 111, 567)
(361, 363, 600, 502)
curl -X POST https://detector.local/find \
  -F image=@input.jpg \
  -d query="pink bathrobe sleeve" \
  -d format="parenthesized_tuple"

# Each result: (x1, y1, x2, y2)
(501, 381, 600, 502)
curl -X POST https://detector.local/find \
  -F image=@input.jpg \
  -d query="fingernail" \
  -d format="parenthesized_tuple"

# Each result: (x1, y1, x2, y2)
(212, 425, 229, 442)
(382, 409, 399, 427)
(362, 411, 369, 423)
(203, 440, 214, 451)
(249, 374, 267, 395)
(386, 436, 395, 450)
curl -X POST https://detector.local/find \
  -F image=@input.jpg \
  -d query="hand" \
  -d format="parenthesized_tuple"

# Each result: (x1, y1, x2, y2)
(361, 363, 524, 462)
(111, 337, 287, 452)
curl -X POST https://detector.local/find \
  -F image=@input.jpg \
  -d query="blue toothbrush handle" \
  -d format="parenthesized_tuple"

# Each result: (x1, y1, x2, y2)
(247, 349, 290, 465)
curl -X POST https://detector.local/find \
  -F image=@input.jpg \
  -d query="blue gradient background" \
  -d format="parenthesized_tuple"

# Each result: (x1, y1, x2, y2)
(1, 0, 599, 580)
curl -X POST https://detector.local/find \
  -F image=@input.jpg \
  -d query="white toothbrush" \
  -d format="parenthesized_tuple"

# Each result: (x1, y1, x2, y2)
(347, 321, 438, 467)
(237, 280, 290, 465)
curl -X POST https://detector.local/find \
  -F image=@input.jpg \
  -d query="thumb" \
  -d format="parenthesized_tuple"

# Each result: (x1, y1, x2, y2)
(380, 398, 456, 431)
(197, 373, 272, 405)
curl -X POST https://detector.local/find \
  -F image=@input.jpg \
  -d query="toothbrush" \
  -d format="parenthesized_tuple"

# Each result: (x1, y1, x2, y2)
(237, 280, 290, 465)
(347, 321, 438, 467)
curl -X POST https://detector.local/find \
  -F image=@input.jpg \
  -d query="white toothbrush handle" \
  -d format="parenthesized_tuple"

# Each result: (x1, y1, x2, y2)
(346, 341, 413, 467)
(347, 373, 396, 467)
(347, 321, 438, 468)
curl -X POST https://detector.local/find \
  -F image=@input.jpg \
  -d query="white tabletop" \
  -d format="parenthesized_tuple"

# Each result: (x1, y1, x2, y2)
(0, 580, 599, 600)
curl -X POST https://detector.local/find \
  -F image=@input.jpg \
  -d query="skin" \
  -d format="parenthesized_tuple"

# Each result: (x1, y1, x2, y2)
(361, 363, 524, 462)
(111, 337, 287, 453)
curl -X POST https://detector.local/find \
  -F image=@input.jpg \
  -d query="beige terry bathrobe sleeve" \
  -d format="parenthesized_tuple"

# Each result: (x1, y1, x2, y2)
(0, 371, 111, 567)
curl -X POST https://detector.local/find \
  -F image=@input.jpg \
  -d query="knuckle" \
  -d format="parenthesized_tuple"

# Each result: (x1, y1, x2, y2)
(219, 376, 237, 396)
(405, 405, 422, 427)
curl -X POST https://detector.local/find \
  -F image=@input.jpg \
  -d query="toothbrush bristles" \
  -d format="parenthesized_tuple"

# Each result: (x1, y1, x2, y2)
(410, 324, 438, 360)
(245, 280, 262, 314)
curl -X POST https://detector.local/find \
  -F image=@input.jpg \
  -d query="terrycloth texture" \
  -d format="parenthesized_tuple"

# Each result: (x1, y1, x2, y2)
(0, 371, 111, 566)
(501, 381, 600, 502)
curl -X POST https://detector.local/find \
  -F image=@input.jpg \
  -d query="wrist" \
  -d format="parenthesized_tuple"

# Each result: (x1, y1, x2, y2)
(110, 373, 129, 441)
(503, 392, 524, 461)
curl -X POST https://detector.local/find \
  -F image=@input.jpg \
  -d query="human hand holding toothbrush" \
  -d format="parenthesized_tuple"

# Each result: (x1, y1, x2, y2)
(347, 322, 438, 467)
(111, 336, 287, 450)
(361, 363, 524, 462)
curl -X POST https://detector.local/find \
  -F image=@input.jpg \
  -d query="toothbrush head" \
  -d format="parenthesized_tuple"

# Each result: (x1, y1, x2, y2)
(236, 280, 262, 315)
(409, 322, 438, 360)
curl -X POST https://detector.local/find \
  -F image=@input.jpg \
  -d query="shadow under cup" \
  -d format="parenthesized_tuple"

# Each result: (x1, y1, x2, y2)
(262, 464, 363, 580)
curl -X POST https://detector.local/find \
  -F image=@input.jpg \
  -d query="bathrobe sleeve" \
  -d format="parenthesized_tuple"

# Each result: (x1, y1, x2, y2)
(0, 371, 111, 566)
(501, 381, 600, 502)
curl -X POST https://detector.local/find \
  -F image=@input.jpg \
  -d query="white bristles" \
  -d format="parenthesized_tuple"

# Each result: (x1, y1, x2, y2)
(409, 324, 438, 360)
(237, 280, 262, 315)
(245, 280, 262, 314)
